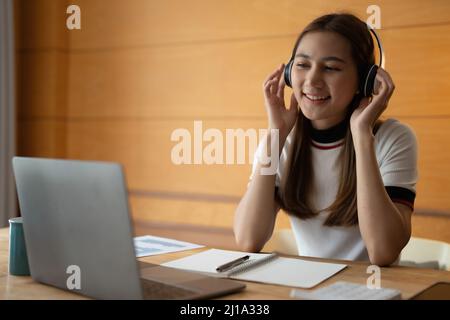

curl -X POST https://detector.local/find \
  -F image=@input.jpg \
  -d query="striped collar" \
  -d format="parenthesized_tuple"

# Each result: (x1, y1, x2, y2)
(311, 139, 345, 150)
(309, 119, 348, 144)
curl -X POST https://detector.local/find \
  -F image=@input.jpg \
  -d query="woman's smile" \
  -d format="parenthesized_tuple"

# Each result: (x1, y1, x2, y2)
(303, 92, 331, 104)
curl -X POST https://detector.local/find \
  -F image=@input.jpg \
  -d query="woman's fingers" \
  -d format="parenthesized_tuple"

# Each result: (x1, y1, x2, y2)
(270, 78, 279, 95)
(263, 79, 274, 97)
(263, 64, 284, 89)
(377, 67, 394, 86)
(364, 70, 393, 116)
(264, 80, 280, 107)
(263, 64, 288, 114)
(276, 66, 285, 100)
(378, 68, 395, 101)
(375, 68, 395, 95)
(270, 64, 285, 95)
(377, 70, 395, 106)
(373, 78, 381, 95)
(263, 69, 279, 85)
(264, 78, 277, 93)
(263, 64, 284, 86)
(372, 70, 390, 97)
(369, 79, 388, 107)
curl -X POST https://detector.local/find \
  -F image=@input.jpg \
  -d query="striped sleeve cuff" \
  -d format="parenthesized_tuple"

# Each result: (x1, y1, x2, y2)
(385, 186, 416, 211)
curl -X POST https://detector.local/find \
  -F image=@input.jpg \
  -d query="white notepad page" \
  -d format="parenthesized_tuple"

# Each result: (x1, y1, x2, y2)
(233, 256, 346, 288)
(162, 249, 272, 273)
(162, 249, 347, 289)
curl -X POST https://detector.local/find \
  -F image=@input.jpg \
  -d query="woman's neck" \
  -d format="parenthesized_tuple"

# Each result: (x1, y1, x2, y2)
(309, 118, 348, 143)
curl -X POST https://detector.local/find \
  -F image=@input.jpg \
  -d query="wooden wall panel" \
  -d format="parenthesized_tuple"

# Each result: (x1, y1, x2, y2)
(18, 120, 67, 157)
(129, 196, 291, 229)
(129, 196, 237, 228)
(403, 118, 450, 211)
(67, 0, 450, 49)
(381, 25, 450, 118)
(17, 51, 68, 118)
(66, 38, 290, 118)
(411, 214, 450, 243)
(16, 0, 69, 50)
(66, 25, 450, 119)
(16, 0, 69, 160)
(66, 119, 266, 196)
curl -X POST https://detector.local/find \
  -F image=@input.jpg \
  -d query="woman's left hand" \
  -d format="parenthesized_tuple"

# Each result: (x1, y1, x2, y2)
(350, 68, 395, 140)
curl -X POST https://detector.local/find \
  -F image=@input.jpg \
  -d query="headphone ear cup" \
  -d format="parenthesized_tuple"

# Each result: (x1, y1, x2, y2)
(362, 64, 379, 97)
(284, 60, 293, 88)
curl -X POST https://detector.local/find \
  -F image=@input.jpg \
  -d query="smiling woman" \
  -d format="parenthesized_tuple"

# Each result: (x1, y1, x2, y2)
(234, 13, 418, 267)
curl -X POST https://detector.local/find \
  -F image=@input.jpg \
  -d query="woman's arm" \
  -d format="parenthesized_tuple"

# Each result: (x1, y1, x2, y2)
(353, 134, 412, 266)
(350, 68, 412, 266)
(234, 128, 290, 252)
(234, 64, 298, 252)
(233, 133, 282, 252)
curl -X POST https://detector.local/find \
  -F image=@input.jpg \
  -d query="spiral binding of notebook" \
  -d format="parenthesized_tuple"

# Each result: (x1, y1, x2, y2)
(227, 253, 279, 276)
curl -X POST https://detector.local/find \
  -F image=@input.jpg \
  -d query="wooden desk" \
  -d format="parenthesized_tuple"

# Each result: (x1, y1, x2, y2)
(1, 226, 449, 300)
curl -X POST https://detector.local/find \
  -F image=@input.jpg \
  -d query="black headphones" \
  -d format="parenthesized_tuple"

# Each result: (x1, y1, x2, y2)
(284, 26, 384, 97)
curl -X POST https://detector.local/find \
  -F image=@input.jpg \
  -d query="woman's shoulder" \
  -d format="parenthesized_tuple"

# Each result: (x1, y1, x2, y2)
(374, 118, 418, 157)
(375, 118, 417, 144)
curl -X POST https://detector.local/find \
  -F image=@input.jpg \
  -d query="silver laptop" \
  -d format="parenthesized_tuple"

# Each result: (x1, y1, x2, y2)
(12, 156, 245, 300)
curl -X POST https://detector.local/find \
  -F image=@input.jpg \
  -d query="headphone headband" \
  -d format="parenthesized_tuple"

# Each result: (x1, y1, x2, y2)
(368, 27, 385, 69)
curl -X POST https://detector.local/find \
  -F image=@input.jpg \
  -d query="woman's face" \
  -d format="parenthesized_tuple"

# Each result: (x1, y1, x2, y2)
(291, 31, 359, 129)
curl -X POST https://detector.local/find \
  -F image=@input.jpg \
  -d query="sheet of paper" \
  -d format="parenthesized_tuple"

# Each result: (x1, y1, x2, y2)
(232, 256, 347, 289)
(162, 248, 272, 273)
(133, 235, 204, 257)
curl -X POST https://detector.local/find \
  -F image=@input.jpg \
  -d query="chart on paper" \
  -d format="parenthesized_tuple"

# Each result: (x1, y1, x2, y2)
(133, 235, 204, 257)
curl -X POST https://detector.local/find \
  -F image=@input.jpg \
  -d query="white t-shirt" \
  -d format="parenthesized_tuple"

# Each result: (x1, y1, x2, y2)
(249, 118, 418, 261)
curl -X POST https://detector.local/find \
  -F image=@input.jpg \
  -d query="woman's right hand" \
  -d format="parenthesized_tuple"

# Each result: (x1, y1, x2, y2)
(263, 63, 299, 139)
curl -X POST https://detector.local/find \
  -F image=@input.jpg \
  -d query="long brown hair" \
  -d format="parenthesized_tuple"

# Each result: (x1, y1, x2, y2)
(275, 13, 380, 226)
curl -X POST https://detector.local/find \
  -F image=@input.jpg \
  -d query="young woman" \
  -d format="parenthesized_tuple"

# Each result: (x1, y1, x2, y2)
(233, 13, 418, 266)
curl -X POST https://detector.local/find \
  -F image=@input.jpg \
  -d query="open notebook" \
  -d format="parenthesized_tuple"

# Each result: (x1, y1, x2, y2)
(162, 249, 347, 289)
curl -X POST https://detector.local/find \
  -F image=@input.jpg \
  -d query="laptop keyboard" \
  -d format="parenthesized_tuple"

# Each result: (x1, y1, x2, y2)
(141, 278, 198, 299)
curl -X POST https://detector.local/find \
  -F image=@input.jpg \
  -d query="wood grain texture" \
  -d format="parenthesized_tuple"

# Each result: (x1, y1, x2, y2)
(16, 0, 69, 50)
(67, 0, 450, 49)
(18, 120, 67, 158)
(403, 118, 450, 212)
(17, 51, 68, 118)
(66, 119, 266, 195)
(65, 25, 450, 118)
(412, 214, 450, 243)
(129, 195, 292, 229)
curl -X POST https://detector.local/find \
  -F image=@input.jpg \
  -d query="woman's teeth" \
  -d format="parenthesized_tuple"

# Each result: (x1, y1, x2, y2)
(304, 94, 330, 101)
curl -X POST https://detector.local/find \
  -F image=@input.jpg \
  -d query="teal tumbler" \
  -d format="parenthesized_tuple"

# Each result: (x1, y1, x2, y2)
(8, 217, 30, 276)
